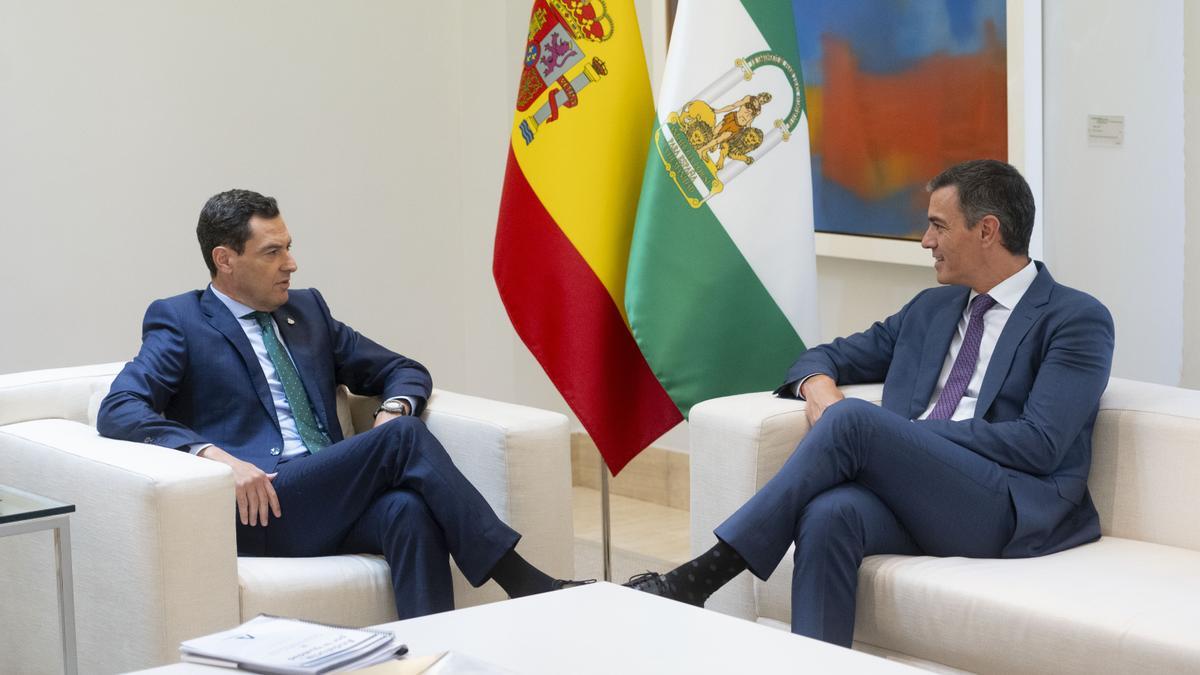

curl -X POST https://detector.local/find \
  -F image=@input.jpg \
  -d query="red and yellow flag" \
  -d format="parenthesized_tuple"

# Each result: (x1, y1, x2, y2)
(494, 0, 681, 474)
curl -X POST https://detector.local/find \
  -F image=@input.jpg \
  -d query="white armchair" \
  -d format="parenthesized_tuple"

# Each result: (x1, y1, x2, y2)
(689, 379, 1200, 673)
(0, 362, 574, 674)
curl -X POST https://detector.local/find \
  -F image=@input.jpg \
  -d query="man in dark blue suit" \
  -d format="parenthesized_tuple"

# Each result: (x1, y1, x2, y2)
(627, 160, 1115, 646)
(98, 189, 581, 619)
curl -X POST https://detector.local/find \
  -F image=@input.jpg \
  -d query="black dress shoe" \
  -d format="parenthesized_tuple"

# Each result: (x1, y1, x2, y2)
(623, 572, 704, 607)
(551, 578, 597, 591)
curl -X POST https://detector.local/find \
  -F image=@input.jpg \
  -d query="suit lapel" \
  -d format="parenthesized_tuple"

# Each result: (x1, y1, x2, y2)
(272, 307, 331, 433)
(975, 263, 1053, 418)
(909, 287, 970, 418)
(200, 288, 279, 432)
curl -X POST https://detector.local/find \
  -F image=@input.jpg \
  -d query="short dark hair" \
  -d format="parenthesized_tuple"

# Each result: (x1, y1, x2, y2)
(927, 159, 1035, 256)
(196, 189, 280, 276)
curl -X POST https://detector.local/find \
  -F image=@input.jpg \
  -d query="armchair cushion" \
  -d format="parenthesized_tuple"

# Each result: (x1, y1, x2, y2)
(757, 537, 1200, 673)
(237, 555, 396, 628)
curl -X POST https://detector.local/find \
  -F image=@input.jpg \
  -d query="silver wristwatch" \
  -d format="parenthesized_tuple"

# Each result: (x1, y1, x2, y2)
(374, 398, 409, 417)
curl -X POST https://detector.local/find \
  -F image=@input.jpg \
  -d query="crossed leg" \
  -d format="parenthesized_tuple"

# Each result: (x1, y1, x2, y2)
(244, 416, 523, 616)
(666, 399, 1018, 646)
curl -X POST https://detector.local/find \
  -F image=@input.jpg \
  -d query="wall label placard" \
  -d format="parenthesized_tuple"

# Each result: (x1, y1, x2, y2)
(1088, 114, 1125, 147)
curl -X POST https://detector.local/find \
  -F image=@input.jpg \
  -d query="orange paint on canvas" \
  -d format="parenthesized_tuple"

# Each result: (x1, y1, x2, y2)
(816, 20, 1006, 201)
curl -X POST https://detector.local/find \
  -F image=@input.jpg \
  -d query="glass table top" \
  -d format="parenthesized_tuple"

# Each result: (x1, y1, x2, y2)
(0, 485, 75, 525)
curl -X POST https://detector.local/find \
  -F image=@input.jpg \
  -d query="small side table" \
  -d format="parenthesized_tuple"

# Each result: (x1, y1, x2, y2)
(0, 485, 78, 675)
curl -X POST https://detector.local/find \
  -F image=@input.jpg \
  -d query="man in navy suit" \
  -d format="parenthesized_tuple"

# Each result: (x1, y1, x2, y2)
(98, 189, 581, 619)
(627, 160, 1115, 646)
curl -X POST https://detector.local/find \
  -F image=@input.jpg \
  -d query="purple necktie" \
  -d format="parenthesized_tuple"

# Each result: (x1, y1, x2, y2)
(927, 293, 997, 420)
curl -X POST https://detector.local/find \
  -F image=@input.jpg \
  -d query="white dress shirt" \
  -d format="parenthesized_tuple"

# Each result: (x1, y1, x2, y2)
(916, 260, 1038, 421)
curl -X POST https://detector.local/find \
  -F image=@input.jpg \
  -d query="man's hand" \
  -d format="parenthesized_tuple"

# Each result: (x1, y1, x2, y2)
(800, 374, 845, 428)
(198, 445, 282, 527)
(372, 400, 411, 429)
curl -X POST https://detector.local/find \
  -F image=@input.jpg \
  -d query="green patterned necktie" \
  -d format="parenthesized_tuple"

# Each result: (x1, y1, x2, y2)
(246, 311, 331, 453)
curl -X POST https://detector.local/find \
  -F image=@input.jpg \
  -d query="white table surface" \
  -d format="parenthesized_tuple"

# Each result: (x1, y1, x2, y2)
(136, 582, 922, 674)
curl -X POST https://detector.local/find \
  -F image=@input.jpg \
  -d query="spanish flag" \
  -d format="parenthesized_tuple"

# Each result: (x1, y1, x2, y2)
(494, 0, 681, 474)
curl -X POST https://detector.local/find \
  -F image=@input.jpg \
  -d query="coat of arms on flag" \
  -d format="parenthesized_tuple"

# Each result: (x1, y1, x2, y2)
(516, 0, 616, 145)
(655, 52, 806, 208)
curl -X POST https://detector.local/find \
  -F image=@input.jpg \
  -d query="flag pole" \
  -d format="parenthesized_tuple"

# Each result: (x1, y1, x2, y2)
(600, 462, 612, 582)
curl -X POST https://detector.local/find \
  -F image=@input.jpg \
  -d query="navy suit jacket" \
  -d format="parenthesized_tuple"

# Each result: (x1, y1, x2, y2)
(98, 286, 432, 473)
(777, 262, 1114, 557)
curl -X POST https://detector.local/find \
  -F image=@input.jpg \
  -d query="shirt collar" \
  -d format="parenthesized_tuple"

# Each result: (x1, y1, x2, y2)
(969, 259, 1037, 311)
(209, 284, 259, 321)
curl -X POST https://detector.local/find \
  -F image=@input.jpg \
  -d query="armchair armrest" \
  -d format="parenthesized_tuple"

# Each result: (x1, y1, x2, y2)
(422, 389, 574, 573)
(0, 420, 239, 673)
(0, 361, 124, 426)
(688, 384, 884, 620)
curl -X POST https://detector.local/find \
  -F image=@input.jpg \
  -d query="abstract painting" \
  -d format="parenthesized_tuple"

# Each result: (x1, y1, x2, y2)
(792, 0, 1007, 240)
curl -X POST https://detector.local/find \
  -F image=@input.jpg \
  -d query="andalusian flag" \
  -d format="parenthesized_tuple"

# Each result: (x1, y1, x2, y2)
(626, 0, 820, 415)
(494, 0, 682, 474)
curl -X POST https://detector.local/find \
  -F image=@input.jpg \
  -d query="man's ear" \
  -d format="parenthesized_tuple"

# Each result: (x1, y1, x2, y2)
(977, 214, 1001, 247)
(211, 246, 234, 275)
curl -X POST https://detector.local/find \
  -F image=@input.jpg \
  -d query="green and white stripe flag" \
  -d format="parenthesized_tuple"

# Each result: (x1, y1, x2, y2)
(626, 0, 820, 416)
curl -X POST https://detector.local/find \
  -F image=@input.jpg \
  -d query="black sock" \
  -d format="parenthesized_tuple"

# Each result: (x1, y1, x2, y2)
(489, 548, 556, 598)
(663, 540, 747, 604)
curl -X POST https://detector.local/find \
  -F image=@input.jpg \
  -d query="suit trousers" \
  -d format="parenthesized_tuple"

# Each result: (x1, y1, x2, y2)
(714, 399, 1016, 646)
(234, 416, 521, 619)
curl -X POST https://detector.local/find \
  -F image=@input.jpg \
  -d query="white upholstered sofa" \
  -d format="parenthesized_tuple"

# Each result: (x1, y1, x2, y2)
(690, 377, 1200, 673)
(0, 362, 574, 674)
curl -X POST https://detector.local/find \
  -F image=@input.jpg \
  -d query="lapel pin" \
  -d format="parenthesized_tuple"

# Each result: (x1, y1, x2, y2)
(287, 317, 295, 325)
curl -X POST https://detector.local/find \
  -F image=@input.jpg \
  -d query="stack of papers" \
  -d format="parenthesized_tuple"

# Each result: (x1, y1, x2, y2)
(180, 615, 406, 674)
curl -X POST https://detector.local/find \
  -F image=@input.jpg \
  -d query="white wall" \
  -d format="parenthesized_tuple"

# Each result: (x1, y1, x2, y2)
(1184, 1, 1200, 389)
(0, 2, 449, 373)
(1042, 0, 1186, 386)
